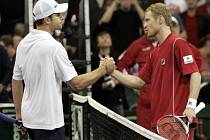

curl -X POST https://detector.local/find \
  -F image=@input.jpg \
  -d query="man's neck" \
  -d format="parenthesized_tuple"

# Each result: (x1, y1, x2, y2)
(37, 25, 52, 34)
(156, 26, 171, 45)
(187, 8, 196, 16)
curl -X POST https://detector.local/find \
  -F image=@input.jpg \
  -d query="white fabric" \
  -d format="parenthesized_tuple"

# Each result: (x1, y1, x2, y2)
(164, 0, 187, 13)
(171, 16, 179, 24)
(13, 29, 78, 130)
(33, 0, 68, 20)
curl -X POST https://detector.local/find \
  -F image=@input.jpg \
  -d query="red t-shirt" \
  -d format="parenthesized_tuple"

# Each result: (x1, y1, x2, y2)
(197, 4, 208, 16)
(117, 35, 155, 107)
(139, 33, 199, 127)
(184, 15, 199, 46)
(117, 35, 155, 72)
(117, 35, 155, 129)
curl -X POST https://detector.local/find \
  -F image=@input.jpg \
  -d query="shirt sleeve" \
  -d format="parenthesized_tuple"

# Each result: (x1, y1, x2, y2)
(138, 54, 152, 84)
(174, 40, 199, 75)
(53, 45, 78, 82)
(117, 41, 139, 73)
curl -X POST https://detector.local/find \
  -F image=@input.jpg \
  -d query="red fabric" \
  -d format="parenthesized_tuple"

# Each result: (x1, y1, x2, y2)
(189, 45, 202, 70)
(200, 56, 210, 71)
(117, 35, 154, 130)
(188, 128, 195, 140)
(184, 15, 199, 46)
(136, 84, 152, 130)
(117, 35, 154, 72)
(197, 4, 208, 16)
(139, 33, 199, 128)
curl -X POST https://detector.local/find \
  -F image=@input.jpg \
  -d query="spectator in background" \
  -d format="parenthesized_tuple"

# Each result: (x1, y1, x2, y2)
(90, 0, 113, 35)
(0, 35, 16, 64)
(90, 0, 113, 53)
(99, 0, 145, 59)
(14, 22, 27, 37)
(13, 22, 26, 51)
(0, 35, 15, 102)
(0, 39, 13, 102)
(117, 34, 156, 129)
(197, 35, 210, 104)
(198, 35, 210, 82)
(164, 0, 188, 13)
(181, 0, 210, 46)
(91, 30, 126, 115)
(168, 2, 188, 39)
(197, 0, 210, 17)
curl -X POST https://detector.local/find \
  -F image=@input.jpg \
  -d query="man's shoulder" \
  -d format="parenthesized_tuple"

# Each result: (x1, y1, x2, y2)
(129, 35, 149, 48)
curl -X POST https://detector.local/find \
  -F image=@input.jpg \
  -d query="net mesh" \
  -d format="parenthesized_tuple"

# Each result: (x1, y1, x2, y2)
(69, 94, 166, 140)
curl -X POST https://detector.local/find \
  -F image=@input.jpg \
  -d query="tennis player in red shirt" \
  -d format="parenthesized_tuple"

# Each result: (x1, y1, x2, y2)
(110, 3, 201, 139)
(117, 35, 156, 130)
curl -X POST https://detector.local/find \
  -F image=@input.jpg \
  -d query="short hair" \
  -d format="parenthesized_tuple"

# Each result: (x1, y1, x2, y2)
(97, 31, 110, 38)
(34, 14, 53, 26)
(0, 35, 13, 47)
(145, 3, 172, 27)
(34, 18, 45, 26)
(96, 31, 110, 43)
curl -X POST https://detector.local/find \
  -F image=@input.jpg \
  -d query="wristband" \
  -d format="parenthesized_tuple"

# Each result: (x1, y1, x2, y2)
(186, 98, 197, 109)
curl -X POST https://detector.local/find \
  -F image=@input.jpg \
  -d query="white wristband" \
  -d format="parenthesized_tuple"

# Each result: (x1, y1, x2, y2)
(186, 98, 197, 109)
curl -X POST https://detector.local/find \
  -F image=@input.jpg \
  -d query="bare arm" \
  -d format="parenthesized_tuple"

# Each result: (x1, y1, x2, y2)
(189, 72, 201, 100)
(111, 70, 145, 89)
(67, 67, 106, 91)
(131, 0, 145, 20)
(12, 79, 23, 120)
(68, 58, 115, 91)
(98, 0, 119, 24)
(183, 72, 201, 123)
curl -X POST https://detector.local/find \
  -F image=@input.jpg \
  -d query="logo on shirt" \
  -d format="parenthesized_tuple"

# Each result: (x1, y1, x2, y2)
(160, 58, 166, 65)
(141, 46, 151, 52)
(183, 55, 193, 64)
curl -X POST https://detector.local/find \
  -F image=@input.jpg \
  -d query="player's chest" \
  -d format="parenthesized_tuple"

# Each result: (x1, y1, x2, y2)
(152, 47, 174, 68)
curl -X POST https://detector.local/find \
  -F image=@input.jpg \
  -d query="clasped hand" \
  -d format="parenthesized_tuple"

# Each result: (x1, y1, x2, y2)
(99, 56, 116, 75)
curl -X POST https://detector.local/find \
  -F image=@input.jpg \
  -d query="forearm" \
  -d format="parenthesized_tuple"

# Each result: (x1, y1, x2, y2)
(12, 79, 23, 117)
(183, 72, 201, 122)
(135, 4, 144, 20)
(99, 2, 116, 24)
(68, 67, 106, 91)
(189, 72, 201, 100)
(117, 64, 131, 74)
(111, 70, 145, 89)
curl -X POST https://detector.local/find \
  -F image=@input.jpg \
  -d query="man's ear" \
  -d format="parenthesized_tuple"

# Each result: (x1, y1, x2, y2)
(43, 17, 51, 25)
(159, 15, 164, 25)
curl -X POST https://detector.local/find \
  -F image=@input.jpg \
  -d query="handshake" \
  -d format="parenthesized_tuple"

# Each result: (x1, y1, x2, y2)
(99, 56, 116, 75)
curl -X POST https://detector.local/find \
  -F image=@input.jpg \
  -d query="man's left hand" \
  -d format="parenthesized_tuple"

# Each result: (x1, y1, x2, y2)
(183, 107, 196, 123)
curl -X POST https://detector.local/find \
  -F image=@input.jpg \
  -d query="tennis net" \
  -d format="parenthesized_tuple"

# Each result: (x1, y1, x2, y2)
(69, 93, 166, 140)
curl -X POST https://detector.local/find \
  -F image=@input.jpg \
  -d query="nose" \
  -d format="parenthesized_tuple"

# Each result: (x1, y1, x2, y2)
(143, 23, 147, 30)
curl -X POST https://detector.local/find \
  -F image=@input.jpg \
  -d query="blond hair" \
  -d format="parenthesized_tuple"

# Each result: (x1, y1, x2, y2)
(146, 3, 172, 27)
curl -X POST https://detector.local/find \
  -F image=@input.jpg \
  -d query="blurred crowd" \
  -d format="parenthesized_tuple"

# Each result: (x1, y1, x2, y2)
(0, 0, 210, 120)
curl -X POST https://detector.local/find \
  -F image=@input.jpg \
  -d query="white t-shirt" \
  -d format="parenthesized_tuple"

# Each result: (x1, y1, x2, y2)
(13, 29, 78, 130)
